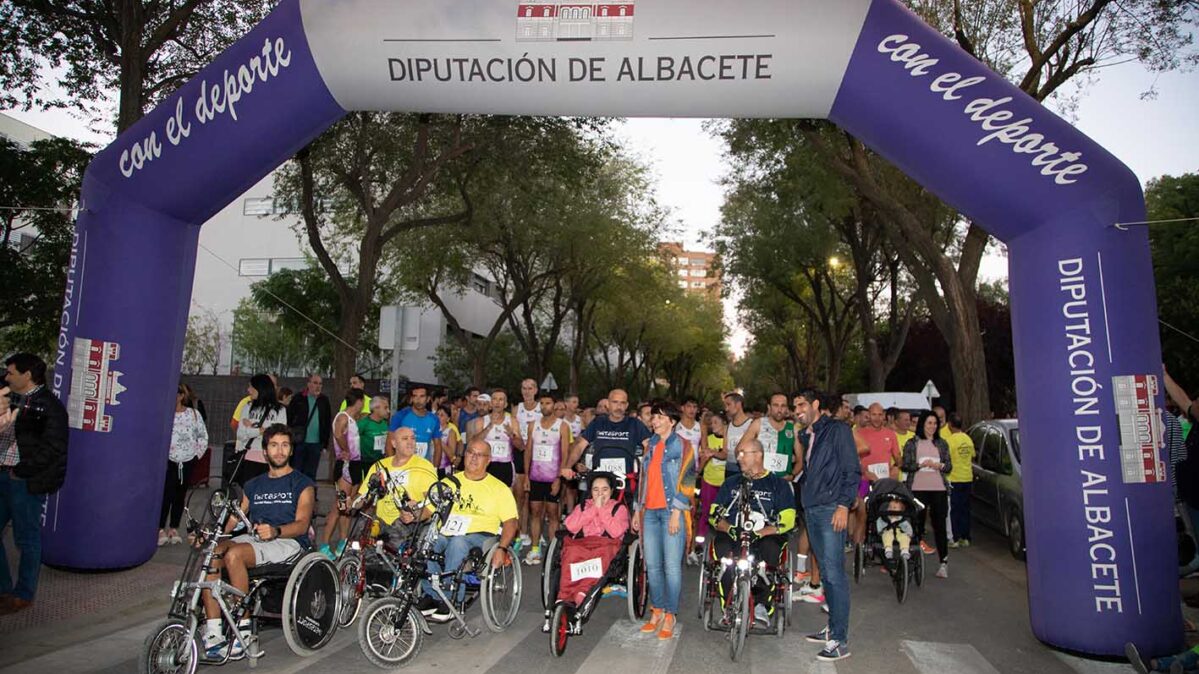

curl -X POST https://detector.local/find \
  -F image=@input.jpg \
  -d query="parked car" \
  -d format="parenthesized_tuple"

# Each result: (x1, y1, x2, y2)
(967, 420, 1025, 560)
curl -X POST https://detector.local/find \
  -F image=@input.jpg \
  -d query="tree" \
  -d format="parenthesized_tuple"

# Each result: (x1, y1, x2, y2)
(0, 136, 91, 357)
(230, 298, 312, 375)
(1146, 173, 1199, 391)
(181, 309, 223, 375)
(1, 1, 275, 132)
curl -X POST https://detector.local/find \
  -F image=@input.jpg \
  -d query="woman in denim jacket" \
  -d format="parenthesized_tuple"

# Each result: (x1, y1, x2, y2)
(633, 401, 696, 640)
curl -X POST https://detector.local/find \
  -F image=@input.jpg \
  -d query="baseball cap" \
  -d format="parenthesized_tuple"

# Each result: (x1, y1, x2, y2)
(476, 393, 491, 403)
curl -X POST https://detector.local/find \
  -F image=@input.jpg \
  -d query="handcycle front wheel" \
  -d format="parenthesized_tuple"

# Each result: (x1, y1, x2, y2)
(730, 577, 750, 662)
(358, 597, 424, 669)
(140, 619, 198, 674)
(696, 538, 712, 620)
(336, 555, 364, 627)
(481, 544, 522, 632)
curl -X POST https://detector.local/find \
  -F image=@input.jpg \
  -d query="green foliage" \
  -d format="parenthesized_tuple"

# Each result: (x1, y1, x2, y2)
(0, 136, 91, 357)
(230, 298, 312, 376)
(1147, 173, 1199, 391)
(182, 310, 223, 375)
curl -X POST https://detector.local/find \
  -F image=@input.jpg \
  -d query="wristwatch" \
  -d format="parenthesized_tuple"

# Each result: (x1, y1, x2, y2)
(272, 526, 281, 540)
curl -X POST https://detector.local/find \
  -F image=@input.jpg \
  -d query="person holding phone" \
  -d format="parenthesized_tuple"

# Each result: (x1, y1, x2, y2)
(900, 410, 953, 579)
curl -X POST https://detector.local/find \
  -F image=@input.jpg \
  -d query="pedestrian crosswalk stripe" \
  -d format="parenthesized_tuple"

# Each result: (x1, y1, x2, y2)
(575, 619, 680, 674)
(901, 640, 1001, 674)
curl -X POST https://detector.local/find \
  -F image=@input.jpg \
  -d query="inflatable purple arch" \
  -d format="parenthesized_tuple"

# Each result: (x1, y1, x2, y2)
(46, 0, 1178, 658)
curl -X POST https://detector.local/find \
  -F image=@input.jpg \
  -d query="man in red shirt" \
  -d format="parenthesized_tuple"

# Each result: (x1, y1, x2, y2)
(852, 403, 900, 543)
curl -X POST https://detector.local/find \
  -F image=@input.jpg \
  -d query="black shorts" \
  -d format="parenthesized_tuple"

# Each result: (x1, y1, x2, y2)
(513, 448, 526, 474)
(334, 459, 365, 485)
(487, 461, 515, 486)
(792, 481, 803, 513)
(528, 480, 559, 503)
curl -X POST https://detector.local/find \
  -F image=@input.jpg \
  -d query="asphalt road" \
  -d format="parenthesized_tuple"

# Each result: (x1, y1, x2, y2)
(1, 514, 1138, 674)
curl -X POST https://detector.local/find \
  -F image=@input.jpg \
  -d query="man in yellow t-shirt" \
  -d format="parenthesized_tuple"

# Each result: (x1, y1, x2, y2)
(889, 408, 915, 480)
(418, 438, 518, 620)
(359, 427, 438, 538)
(945, 413, 976, 548)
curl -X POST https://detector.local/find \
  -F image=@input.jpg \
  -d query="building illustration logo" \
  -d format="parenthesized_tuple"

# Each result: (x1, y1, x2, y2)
(68, 337, 126, 432)
(516, 1, 635, 42)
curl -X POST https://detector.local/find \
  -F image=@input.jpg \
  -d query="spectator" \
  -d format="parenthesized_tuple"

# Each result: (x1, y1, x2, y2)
(945, 413, 976, 548)
(339, 373, 372, 413)
(160, 383, 209, 546)
(287, 374, 333, 482)
(0, 353, 69, 615)
(902, 410, 953, 578)
(236, 374, 288, 484)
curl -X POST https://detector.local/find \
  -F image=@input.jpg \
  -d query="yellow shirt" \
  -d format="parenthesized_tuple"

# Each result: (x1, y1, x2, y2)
(360, 455, 438, 526)
(231, 396, 251, 424)
(340, 394, 372, 414)
(894, 431, 915, 461)
(939, 425, 952, 441)
(432, 472, 518, 535)
(702, 435, 726, 486)
(947, 431, 975, 483)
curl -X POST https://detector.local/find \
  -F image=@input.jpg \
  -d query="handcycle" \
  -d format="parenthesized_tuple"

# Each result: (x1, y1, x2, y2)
(357, 477, 523, 669)
(140, 485, 340, 674)
(539, 468, 648, 657)
(697, 478, 794, 661)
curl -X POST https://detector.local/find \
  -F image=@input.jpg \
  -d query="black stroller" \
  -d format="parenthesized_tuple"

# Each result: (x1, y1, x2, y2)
(853, 478, 926, 603)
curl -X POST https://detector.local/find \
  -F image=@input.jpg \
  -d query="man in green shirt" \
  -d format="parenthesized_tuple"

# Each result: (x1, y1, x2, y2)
(358, 396, 392, 465)
(946, 413, 975, 548)
(735, 393, 798, 480)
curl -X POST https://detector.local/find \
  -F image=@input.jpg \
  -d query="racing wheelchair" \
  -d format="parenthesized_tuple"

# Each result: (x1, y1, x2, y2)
(140, 486, 339, 674)
(539, 467, 648, 657)
(853, 477, 926, 603)
(356, 477, 523, 669)
(696, 477, 794, 661)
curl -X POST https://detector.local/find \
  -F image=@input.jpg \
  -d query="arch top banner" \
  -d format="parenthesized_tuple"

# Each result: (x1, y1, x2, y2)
(298, 0, 873, 118)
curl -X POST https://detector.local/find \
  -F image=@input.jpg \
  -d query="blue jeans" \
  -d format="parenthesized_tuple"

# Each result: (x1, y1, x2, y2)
(641, 508, 685, 614)
(291, 442, 323, 482)
(806, 504, 850, 644)
(421, 532, 494, 604)
(0, 471, 47, 601)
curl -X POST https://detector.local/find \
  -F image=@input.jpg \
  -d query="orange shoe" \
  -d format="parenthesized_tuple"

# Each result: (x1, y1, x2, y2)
(640, 608, 664, 633)
(657, 613, 676, 640)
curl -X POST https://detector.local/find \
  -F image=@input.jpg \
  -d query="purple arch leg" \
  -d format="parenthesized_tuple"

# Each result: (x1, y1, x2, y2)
(42, 0, 346, 569)
(829, 0, 1180, 657)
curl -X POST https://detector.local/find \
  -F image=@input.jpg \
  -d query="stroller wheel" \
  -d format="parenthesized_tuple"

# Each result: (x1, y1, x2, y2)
(550, 604, 571, 657)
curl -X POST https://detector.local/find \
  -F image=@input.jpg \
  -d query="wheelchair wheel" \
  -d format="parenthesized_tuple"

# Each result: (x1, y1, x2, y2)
(541, 535, 561, 609)
(282, 552, 340, 656)
(894, 556, 909, 603)
(549, 603, 571, 657)
(140, 619, 198, 674)
(481, 544, 522, 632)
(626, 539, 648, 621)
(852, 543, 864, 583)
(914, 549, 925, 587)
(702, 600, 714, 632)
(358, 597, 424, 668)
(336, 556, 364, 628)
(730, 577, 750, 662)
(784, 546, 795, 627)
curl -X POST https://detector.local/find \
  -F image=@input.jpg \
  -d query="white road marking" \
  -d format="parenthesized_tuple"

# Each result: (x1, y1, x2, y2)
(901, 640, 1001, 674)
(1, 618, 161, 673)
(576, 619, 680, 674)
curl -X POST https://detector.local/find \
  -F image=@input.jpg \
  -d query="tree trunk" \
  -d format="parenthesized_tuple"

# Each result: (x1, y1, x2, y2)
(116, 2, 145, 133)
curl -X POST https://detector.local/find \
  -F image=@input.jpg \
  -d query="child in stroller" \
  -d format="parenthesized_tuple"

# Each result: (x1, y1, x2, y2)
(869, 478, 922, 560)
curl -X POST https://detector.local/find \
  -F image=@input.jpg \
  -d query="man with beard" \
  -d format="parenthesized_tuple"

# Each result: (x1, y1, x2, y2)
(390, 385, 444, 467)
(200, 424, 315, 658)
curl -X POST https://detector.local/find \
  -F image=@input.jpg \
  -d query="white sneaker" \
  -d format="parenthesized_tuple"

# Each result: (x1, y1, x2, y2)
(936, 562, 948, 579)
(686, 551, 699, 566)
(526, 548, 542, 565)
(519, 534, 532, 547)
(753, 604, 770, 625)
(157, 530, 169, 547)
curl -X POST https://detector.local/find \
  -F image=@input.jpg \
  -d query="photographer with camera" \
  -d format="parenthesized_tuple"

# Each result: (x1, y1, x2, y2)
(0, 353, 69, 615)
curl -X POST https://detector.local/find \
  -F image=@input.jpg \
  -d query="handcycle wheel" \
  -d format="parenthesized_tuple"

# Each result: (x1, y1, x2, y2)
(894, 556, 909, 604)
(282, 552, 340, 656)
(914, 549, 925, 587)
(481, 543, 522, 632)
(852, 543, 864, 583)
(627, 538, 648, 621)
(358, 597, 424, 668)
(784, 545, 795, 627)
(541, 535, 560, 610)
(549, 603, 571, 657)
(140, 619, 198, 674)
(702, 601, 714, 632)
(336, 555, 364, 627)
(730, 577, 750, 662)
(696, 538, 712, 619)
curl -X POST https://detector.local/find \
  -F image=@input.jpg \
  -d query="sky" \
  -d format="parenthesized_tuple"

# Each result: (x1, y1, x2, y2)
(6, 50, 1197, 358)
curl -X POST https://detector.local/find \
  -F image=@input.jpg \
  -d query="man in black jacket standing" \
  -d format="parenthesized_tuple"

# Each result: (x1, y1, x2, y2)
(287, 373, 332, 482)
(0, 353, 68, 615)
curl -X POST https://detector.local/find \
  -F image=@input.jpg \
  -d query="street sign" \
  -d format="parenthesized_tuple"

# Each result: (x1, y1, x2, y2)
(921, 379, 940, 403)
(378, 305, 421, 352)
(541, 372, 558, 391)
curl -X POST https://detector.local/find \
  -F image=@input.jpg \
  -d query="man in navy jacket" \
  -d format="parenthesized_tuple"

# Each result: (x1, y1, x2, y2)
(796, 388, 860, 663)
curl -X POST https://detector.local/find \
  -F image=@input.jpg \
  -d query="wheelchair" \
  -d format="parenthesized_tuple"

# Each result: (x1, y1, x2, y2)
(539, 468, 647, 656)
(140, 487, 340, 674)
(852, 478, 926, 604)
(356, 479, 523, 669)
(696, 480, 794, 661)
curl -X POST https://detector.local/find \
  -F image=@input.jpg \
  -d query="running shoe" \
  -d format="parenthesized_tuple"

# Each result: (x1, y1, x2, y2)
(526, 547, 542, 565)
(602, 584, 627, 598)
(753, 604, 770, 626)
(793, 570, 810, 585)
(168, 532, 183, 545)
(416, 595, 439, 616)
(816, 640, 851, 662)
(797, 583, 824, 604)
(805, 626, 830, 643)
(936, 562, 948, 579)
(920, 541, 935, 555)
(158, 530, 169, 547)
(520, 533, 532, 547)
(318, 544, 334, 561)
(685, 551, 699, 566)
(428, 603, 453, 623)
(821, 603, 829, 614)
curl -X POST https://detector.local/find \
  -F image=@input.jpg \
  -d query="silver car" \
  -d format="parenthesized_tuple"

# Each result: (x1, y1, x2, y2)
(967, 420, 1025, 559)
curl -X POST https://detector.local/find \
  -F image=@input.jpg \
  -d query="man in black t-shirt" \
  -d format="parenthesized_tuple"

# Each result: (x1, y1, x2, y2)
(560, 388, 651, 487)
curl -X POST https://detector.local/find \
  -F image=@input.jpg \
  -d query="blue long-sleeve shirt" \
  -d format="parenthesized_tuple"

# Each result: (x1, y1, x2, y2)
(798, 415, 861, 510)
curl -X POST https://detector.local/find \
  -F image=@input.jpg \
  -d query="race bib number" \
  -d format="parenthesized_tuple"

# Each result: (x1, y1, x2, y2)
(764, 452, 788, 473)
(868, 463, 889, 480)
(597, 458, 626, 476)
(533, 444, 555, 463)
(373, 435, 386, 452)
(569, 557, 604, 581)
(489, 440, 511, 462)
(390, 471, 409, 488)
(415, 441, 429, 459)
(441, 514, 471, 536)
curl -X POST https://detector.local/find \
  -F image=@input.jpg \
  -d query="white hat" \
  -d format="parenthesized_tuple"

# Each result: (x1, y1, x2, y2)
(476, 393, 492, 403)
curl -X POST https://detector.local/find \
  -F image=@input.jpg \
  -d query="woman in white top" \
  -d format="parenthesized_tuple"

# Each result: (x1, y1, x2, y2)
(235, 374, 288, 484)
(159, 384, 209, 545)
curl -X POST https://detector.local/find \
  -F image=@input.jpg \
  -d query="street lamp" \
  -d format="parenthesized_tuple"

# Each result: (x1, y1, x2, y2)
(828, 256, 841, 269)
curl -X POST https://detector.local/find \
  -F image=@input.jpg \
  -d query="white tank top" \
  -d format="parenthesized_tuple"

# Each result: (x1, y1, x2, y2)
(484, 413, 514, 463)
(529, 418, 564, 481)
(725, 417, 752, 473)
(566, 414, 583, 441)
(333, 411, 360, 461)
(677, 419, 702, 468)
(515, 401, 541, 442)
